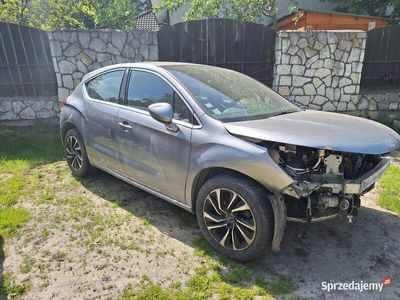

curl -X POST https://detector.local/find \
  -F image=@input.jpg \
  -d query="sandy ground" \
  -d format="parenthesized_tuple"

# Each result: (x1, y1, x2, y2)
(2, 160, 400, 299)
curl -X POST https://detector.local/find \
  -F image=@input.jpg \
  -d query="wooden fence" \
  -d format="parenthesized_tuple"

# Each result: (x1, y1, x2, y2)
(158, 19, 276, 86)
(0, 22, 57, 97)
(361, 24, 400, 89)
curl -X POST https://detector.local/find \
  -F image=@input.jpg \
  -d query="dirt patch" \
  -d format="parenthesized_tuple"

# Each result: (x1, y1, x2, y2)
(2, 160, 400, 299)
(3, 162, 203, 299)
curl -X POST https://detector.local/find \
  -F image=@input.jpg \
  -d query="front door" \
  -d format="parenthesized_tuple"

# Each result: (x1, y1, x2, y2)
(115, 69, 194, 202)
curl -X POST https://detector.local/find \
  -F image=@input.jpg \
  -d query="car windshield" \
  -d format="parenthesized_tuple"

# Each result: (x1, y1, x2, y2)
(162, 65, 299, 122)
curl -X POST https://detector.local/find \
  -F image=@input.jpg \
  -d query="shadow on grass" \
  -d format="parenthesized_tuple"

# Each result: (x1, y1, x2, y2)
(78, 169, 296, 297)
(1, 125, 399, 297)
(0, 126, 63, 165)
(78, 167, 400, 298)
(0, 127, 64, 299)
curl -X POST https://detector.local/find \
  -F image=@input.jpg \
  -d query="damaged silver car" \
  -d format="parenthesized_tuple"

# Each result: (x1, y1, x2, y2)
(60, 62, 400, 261)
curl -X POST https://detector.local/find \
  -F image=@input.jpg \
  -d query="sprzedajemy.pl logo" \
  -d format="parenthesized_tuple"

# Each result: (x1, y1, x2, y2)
(321, 277, 392, 293)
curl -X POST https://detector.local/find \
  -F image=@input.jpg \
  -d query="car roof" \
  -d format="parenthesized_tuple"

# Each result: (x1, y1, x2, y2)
(81, 61, 202, 82)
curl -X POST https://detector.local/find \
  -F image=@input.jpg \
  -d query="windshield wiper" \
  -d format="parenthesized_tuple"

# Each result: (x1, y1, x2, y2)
(271, 109, 298, 117)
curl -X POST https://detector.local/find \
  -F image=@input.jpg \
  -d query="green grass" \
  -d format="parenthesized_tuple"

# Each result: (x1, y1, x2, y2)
(119, 263, 294, 300)
(0, 207, 31, 238)
(378, 164, 400, 216)
(20, 256, 34, 274)
(0, 128, 63, 238)
(0, 127, 63, 298)
(0, 272, 28, 299)
(118, 235, 295, 300)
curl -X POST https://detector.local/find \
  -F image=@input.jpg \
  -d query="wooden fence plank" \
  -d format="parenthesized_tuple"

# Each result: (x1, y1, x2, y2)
(158, 19, 276, 86)
(361, 24, 400, 89)
(0, 22, 57, 97)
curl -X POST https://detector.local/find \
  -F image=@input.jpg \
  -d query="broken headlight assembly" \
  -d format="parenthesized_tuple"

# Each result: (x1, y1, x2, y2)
(268, 143, 389, 223)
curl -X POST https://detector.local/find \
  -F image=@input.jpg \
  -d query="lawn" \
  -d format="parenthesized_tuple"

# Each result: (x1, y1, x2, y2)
(378, 164, 400, 216)
(0, 127, 294, 299)
(0, 127, 63, 298)
(1, 127, 399, 299)
(0, 128, 63, 238)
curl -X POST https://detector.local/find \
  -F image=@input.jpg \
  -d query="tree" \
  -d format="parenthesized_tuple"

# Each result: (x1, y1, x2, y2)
(0, 0, 30, 25)
(157, 0, 277, 26)
(321, 0, 400, 22)
(1, 0, 138, 29)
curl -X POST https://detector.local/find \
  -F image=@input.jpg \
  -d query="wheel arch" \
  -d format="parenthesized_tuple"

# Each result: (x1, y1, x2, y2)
(61, 122, 78, 141)
(191, 166, 286, 252)
(191, 167, 272, 213)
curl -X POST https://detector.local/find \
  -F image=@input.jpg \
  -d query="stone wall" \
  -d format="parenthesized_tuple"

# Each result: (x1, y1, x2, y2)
(48, 29, 158, 101)
(0, 97, 59, 121)
(273, 30, 367, 111)
(356, 91, 400, 111)
(1, 26, 399, 124)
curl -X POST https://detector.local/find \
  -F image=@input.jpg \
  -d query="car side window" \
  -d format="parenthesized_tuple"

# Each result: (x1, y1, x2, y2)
(127, 70, 193, 124)
(85, 70, 124, 103)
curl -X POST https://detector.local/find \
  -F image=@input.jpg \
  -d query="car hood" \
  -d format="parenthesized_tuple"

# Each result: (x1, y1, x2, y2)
(224, 110, 400, 155)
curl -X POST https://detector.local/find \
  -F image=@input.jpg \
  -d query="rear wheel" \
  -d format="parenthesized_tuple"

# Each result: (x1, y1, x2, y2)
(64, 129, 91, 177)
(196, 174, 274, 261)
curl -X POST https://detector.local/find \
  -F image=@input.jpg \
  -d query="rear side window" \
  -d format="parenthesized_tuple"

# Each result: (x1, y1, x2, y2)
(85, 70, 124, 103)
(127, 70, 193, 123)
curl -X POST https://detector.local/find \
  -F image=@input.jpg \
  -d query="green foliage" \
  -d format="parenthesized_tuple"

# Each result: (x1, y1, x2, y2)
(0, 0, 137, 29)
(157, 0, 277, 22)
(0, 0, 29, 25)
(378, 164, 400, 216)
(321, 0, 400, 22)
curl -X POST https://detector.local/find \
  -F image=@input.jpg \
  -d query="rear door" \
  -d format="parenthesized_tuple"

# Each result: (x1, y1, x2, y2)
(83, 68, 127, 173)
(115, 69, 195, 201)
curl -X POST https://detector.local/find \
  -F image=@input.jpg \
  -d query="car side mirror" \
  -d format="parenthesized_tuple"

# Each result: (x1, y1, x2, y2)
(148, 102, 178, 132)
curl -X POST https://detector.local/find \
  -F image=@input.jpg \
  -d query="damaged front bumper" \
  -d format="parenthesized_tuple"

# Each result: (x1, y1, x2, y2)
(345, 157, 390, 194)
(284, 157, 391, 198)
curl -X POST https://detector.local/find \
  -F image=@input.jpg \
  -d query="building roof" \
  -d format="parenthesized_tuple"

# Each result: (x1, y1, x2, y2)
(135, 10, 160, 32)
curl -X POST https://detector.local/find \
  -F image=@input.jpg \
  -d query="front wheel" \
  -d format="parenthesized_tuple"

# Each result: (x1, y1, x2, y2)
(196, 174, 274, 261)
(64, 128, 91, 177)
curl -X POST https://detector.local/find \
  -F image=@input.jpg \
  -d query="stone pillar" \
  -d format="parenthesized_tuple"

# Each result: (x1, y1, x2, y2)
(273, 30, 367, 111)
(47, 29, 158, 101)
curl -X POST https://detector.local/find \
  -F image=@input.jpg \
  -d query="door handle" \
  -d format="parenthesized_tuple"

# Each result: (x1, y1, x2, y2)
(118, 121, 132, 130)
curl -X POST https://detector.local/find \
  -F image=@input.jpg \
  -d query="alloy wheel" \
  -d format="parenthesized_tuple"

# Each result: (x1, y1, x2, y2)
(203, 188, 256, 251)
(65, 136, 83, 171)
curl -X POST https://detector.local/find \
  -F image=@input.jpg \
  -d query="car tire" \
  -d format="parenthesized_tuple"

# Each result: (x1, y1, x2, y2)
(64, 129, 91, 177)
(196, 174, 274, 261)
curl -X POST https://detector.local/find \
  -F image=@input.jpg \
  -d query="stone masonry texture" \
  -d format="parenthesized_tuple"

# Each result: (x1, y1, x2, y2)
(0, 96, 59, 121)
(1, 27, 399, 122)
(273, 30, 367, 112)
(48, 29, 158, 101)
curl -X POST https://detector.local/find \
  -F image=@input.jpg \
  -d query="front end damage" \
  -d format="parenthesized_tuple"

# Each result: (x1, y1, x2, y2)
(225, 110, 400, 252)
(267, 143, 390, 223)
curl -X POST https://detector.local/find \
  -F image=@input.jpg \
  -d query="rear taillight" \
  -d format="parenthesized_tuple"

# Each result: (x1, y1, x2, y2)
(60, 98, 68, 109)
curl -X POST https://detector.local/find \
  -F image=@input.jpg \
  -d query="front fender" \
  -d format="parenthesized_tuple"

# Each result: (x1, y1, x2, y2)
(186, 132, 294, 205)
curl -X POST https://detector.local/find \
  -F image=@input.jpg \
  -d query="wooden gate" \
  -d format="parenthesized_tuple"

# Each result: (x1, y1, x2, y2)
(361, 24, 400, 89)
(0, 22, 57, 97)
(158, 19, 276, 86)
